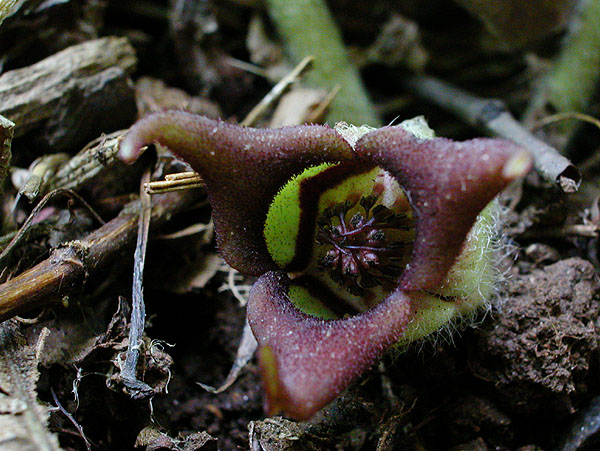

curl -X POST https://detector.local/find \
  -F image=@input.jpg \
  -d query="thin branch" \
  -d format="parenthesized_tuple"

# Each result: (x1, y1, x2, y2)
(145, 173, 204, 195)
(120, 170, 154, 398)
(0, 189, 197, 323)
(241, 55, 314, 127)
(50, 388, 91, 451)
(403, 75, 581, 193)
(0, 188, 105, 267)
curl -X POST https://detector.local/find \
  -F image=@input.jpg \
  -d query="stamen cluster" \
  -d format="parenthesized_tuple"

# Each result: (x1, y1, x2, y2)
(317, 195, 412, 295)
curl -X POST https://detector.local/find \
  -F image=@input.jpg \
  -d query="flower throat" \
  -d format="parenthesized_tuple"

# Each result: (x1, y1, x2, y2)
(316, 193, 414, 296)
(263, 163, 416, 307)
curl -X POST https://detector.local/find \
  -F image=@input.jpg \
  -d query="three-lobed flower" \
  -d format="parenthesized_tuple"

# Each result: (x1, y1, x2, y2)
(119, 111, 532, 420)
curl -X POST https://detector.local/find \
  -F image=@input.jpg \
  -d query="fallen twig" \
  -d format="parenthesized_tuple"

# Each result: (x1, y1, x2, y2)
(403, 75, 581, 192)
(241, 55, 314, 127)
(145, 172, 204, 195)
(120, 170, 154, 399)
(0, 188, 198, 323)
(49, 130, 126, 192)
(0, 188, 105, 267)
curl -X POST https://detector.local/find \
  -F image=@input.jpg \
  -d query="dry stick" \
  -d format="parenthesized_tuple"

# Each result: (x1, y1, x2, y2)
(403, 75, 581, 193)
(120, 170, 154, 398)
(49, 130, 126, 192)
(241, 55, 314, 127)
(0, 37, 136, 138)
(0, 188, 105, 267)
(534, 111, 600, 132)
(145, 174, 204, 194)
(0, 189, 196, 323)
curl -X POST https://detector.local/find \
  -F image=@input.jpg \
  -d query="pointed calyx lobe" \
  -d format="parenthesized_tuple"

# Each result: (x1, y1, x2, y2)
(119, 110, 355, 275)
(248, 271, 413, 420)
(355, 127, 531, 291)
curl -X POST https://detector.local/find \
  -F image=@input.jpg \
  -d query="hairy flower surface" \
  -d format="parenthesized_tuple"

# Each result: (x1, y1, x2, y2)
(119, 111, 532, 420)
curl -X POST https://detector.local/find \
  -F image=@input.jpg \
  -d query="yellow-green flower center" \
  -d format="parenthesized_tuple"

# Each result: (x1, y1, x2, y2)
(264, 163, 416, 316)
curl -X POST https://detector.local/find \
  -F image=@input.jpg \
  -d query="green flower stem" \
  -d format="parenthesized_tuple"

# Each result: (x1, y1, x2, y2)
(265, 0, 381, 126)
(527, 0, 600, 133)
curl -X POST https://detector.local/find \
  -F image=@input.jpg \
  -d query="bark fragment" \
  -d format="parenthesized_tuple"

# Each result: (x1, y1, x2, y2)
(0, 36, 137, 142)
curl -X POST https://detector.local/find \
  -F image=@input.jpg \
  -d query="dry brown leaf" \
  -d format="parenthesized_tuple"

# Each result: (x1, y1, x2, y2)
(197, 319, 257, 394)
(269, 87, 327, 128)
(135, 425, 217, 451)
(0, 320, 61, 450)
(0, 0, 22, 26)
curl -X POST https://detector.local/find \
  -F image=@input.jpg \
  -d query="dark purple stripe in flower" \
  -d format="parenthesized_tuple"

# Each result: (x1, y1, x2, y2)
(286, 162, 376, 272)
(290, 275, 360, 318)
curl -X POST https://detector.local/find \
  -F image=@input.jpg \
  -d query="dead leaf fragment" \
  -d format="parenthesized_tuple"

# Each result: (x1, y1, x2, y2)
(269, 87, 328, 128)
(135, 425, 217, 450)
(197, 319, 257, 394)
(0, 114, 14, 198)
(0, 320, 61, 451)
(0, 0, 23, 26)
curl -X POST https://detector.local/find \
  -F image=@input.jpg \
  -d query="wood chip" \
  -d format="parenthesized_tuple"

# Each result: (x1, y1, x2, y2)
(0, 36, 137, 138)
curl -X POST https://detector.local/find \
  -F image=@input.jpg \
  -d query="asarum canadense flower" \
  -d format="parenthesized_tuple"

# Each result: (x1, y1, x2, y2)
(119, 111, 533, 420)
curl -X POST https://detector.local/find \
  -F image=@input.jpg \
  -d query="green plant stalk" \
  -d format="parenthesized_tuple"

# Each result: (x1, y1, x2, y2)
(530, 0, 600, 120)
(265, 0, 381, 126)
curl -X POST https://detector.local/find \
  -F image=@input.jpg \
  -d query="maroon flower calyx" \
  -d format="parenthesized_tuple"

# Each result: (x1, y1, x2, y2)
(119, 111, 533, 421)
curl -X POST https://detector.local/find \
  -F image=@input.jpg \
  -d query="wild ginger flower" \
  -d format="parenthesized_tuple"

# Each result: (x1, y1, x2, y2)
(119, 111, 532, 420)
